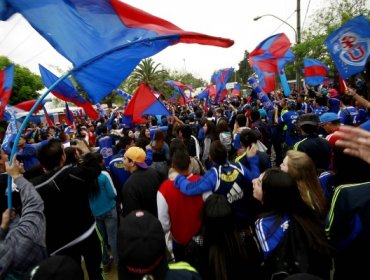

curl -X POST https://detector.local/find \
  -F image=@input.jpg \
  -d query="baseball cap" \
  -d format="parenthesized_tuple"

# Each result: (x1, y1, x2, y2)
(320, 112, 340, 124)
(124, 146, 148, 168)
(30, 255, 83, 280)
(297, 113, 320, 127)
(118, 210, 168, 280)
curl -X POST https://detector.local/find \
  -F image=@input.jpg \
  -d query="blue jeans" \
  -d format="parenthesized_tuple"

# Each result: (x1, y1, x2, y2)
(96, 206, 118, 264)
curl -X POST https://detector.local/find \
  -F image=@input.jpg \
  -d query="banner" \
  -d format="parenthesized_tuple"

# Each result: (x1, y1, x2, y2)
(325, 15, 370, 79)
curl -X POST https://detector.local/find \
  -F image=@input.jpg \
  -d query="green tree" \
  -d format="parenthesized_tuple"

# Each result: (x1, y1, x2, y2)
(125, 58, 168, 92)
(0, 56, 43, 105)
(237, 51, 253, 85)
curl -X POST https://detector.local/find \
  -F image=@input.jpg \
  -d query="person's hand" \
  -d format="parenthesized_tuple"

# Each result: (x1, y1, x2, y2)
(335, 125, 370, 164)
(73, 139, 90, 154)
(168, 170, 179, 181)
(1, 208, 15, 231)
(345, 87, 357, 97)
(5, 156, 24, 180)
(246, 143, 257, 158)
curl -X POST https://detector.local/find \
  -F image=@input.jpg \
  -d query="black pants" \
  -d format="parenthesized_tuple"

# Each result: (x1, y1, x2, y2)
(57, 230, 103, 280)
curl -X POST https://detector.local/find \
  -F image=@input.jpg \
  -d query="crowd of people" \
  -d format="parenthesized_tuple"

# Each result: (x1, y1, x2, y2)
(0, 81, 370, 280)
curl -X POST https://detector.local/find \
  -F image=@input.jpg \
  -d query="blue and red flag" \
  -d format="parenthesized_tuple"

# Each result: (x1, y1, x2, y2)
(164, 80, 193, 105)
(249, 33, 295, 93)
(123, 83, 170, 124)
(64, 102, 75, 126)
(14, 99, 46, 114)
(0, 1, 233, 104)
(303, 58, 329, 86)
(42, 106, 54, 127)
(0, 64, 14, 120)
(325, 15, 370, 80)
(39, 64, 98, 120)
(231, 83, 241, 97)
(213, 68, 234, 103)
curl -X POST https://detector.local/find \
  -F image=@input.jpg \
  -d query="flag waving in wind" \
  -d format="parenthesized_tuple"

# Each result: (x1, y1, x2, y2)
(0, 0, 234, 104)
(124, 83, 170, 124)
(0, 64, 14, 120)
(249, 33, 295, 93)
(303, 58, 329, 86)
(164, 80, 193, 105)
(65, 102, 75, 126)
(212, 68, 234, 103)
(39, 65, 98, 120)
(325, 15, 370, 80)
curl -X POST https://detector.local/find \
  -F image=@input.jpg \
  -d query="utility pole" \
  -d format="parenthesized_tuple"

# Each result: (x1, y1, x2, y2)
(296, 0, 301, 92)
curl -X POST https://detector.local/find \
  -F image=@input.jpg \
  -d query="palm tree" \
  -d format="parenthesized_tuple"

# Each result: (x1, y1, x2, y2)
(126, 58, 168, 92)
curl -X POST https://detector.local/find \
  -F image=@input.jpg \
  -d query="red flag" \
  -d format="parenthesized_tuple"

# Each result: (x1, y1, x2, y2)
(0, 65, 14, 120)
(42, 107, 54, 127)
(123, 83, 170, 124)
(338, 75, 346, 94)
(14, 99, 44, 114)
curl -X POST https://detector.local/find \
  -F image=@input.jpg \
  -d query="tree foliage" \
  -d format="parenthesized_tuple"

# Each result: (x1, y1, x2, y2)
(0, 56, 43, 105)
(118, 58, 206, 100)
(237, 51, 253, 84)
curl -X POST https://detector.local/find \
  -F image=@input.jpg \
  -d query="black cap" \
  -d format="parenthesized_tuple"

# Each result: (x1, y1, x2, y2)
(297, 113, 319, 127)
(118, 210, 168, 280)
(30, 255, 84, 280)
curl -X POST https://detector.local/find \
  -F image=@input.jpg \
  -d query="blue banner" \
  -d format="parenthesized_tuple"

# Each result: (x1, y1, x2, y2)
(248, 76, 274, 111)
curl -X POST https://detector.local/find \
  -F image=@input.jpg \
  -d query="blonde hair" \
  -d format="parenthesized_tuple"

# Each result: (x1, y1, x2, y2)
(286, 150, 328, 218)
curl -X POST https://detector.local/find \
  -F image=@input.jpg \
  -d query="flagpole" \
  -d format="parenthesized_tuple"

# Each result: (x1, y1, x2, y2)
(7, 71, 72, 209)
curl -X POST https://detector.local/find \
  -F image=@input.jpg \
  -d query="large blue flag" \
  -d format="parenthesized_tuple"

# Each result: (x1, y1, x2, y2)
(325, 15, 370, 79)
(0, 0, 233, 104)
(249, 33, 295, 93)
(39, 64, 98, 120)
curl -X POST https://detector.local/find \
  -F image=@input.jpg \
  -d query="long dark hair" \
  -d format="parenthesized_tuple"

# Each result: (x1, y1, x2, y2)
(79, 152, 102, 197)
(202, 194, 249, 280)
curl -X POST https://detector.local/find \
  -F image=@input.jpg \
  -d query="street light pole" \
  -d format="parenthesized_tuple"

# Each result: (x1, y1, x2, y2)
(254, 12, 301, 92)
(253, 14, 298, 43)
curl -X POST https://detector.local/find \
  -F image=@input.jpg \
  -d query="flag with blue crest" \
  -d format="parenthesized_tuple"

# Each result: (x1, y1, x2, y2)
(325, 15, 370, 79)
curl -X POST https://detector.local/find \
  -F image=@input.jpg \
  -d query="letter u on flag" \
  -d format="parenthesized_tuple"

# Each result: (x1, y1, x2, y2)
(0, 64, 14, 120)
(0, 0, 233, 104)
(325, 15, 370, 79)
